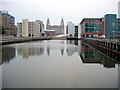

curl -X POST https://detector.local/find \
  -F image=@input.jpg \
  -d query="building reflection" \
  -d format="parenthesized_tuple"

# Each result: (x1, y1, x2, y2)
(0, 49, 2, 65)
(1, 40, 118, 69)
(102, 57, 115, 68)
(66, 47, 78, 56)
(47, 46, 50, 56)
(1, 46, 16, 64)
(66, 40, 78, 56)
(118, 64, 120, 89)
(23, 47, 29, 59)
(17, 46, 44, 59)
(74, 40, 78, 46)
(67, 40, 78, 46)
(17, 40, 79, 58)
(67, 40, 75, 45)
(60, 47, 64, 56)
(80, 43, 116, 68)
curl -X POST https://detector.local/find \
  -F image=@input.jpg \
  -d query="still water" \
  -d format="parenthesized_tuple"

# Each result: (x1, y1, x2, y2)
(1, 40, 119, 88)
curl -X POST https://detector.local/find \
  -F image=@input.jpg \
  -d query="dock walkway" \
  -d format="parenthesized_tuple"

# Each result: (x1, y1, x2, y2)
(0, 36, 52, 45)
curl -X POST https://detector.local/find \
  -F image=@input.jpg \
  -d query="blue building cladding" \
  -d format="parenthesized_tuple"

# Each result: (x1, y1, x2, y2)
(1, 12, 15, 25)
(105, 14, 117, 38)
(116, 19, 120, 37)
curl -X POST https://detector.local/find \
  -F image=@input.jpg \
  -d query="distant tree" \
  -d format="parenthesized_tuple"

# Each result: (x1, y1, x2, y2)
(69, 34, 72, 37)
(0, 26, 6, 34)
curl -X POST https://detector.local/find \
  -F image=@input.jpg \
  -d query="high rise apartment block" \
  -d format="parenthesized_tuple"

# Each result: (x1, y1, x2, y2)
(75, 26, 78, 37)
(1, 11, 15, 25)
(17, 19, 41, 37)
(67, 22, 75, 36)
(105, 14, 117, 38)
(22, 19, 28, 37)
(66, 22, 78, 37)
(0, 11, 16, 35)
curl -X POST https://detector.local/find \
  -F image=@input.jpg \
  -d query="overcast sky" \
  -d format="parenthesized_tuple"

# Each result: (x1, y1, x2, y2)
(1, 0, 120, 25)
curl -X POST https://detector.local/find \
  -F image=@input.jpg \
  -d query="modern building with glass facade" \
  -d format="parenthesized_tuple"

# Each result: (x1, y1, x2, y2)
(80, 18, 104, 38)
(0, 11, 16, 35)
(116, 18, 120, 35)
(1, 11, 15, 25)
(105, 14, 117, 38)
(80, 14, 120, 38)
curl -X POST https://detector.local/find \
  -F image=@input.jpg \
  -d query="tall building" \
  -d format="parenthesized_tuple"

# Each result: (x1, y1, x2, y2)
(78, 23, 81, 38)
(80, 18, 104, 38)
(116, 19, 120, 36)
(28, 22, 34, 37)
(36, 20, 45, 36)
(46, 18, 64, 35)
(17, 19, 40, 37)
(34, 22, 40, 37)
(75, 26, 78, 37)
(0, 11, 16, 35)
(118, 1, 120, 18)
(17, 22, 22, 36)
(22, 19, 28, 37)
(66, 23, 78, 37)
(105, 14, 117, 38)
(46, 18, 50, 30)
(1, 16, 9, 27)
(80, 14, 120, 38)
(1, 11, 15, 25)
(67, 22, 75, 36)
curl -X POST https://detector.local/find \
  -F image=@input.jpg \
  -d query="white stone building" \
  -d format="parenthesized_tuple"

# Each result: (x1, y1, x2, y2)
(67, 22, 75, 36)
(17, 19, 40, 37)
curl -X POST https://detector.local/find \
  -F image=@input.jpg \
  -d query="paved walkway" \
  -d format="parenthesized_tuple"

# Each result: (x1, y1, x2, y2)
(0, 36, 52, 45)
(86, 38, 120, 44)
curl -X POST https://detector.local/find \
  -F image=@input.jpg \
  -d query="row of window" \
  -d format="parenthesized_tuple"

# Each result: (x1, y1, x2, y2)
(84, 23, 102, 27)
(117, 19, 120, 21)
(84, 19, 102, 22)
(83, 26, 102, 33)
(84, 30, 101, 33)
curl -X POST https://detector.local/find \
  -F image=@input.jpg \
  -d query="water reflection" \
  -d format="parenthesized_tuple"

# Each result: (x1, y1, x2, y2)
(1, 46, 16, 64)
(60, 47, 64, 56)
(118, 64, 120, 89)
(47, 46, 50, 56)
(1, 40, 118, 69)
(16, 40, 78, 58)
(1, 40, 119, 88)
(80, 43, 116, 68)
(17, 47, 44, 59)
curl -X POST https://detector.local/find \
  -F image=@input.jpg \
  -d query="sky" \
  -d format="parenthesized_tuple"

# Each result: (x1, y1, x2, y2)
(1, 0, 120, 26)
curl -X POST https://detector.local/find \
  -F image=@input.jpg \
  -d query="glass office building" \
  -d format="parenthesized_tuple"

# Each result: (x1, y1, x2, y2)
(80, 18, 104, 38)
(105, 14, 117, 38)
(116, 19, 120, 36)
(80, 14, 120, 38)
(1, 11, 15, 25)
